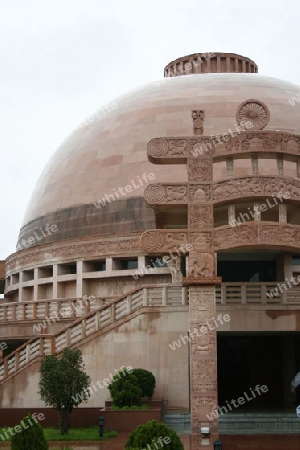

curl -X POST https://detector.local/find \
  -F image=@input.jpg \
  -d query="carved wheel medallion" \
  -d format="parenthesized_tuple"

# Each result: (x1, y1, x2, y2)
(236, 99, 270, 130)
(148, 138, 169, 157)
(144, 185, 165, 203)
(141, 230, 163, 251)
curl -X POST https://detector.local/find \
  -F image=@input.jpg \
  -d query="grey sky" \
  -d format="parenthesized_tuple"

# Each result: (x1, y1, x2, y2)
(0, 0, 300, 259)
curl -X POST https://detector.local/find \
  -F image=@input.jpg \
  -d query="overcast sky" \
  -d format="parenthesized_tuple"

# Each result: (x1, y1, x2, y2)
(0, 0, 300, 260)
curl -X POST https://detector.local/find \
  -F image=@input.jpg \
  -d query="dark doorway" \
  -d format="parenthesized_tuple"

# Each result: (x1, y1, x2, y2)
(218, 259, 276, 282)
(217, 333, 300, 411)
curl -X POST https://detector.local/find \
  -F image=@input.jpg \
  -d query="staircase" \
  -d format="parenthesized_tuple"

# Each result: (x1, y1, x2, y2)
(0, 284, 187, 383)
(163, 412, 300, 434)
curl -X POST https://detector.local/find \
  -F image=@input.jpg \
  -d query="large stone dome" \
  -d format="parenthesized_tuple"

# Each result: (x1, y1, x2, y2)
(17, 53, 300, 249)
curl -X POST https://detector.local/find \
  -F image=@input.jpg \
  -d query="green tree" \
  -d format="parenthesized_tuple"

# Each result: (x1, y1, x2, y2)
(125, 420, 184, 450)
(38, 348, 91, 434)
(11, 413, 48, 450)
(108, 370, 142, 407)
(132, 368, 156, 398)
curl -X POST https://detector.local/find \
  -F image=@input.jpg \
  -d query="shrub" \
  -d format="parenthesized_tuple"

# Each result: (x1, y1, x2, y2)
(125, 420, 184, 450)
(132, 368, 156, 398)
(108, 371, 142, 407)
(111, 404, 150, 411)
(11, 414, 48, 450)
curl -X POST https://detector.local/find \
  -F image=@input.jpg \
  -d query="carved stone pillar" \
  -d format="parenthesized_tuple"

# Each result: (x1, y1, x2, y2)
(252, 154, 258, 175)
(228, 204, 235, 225)
(186, 153, 220, 438)
(226, 157, 233, 177)
(188, 283, 218, 436)
(279, 203, 287, 223)
(254, 203, 261, 221)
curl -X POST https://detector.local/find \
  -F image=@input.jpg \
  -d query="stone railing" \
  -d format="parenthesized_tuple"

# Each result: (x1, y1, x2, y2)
(215, 282, 300, 305)
(0, 296, 117, 323)
(0, 284, 187, 383)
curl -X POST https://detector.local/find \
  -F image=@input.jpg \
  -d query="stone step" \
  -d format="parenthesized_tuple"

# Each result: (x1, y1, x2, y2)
(163, 413, 191, 434)
(162, 413, 300, 434)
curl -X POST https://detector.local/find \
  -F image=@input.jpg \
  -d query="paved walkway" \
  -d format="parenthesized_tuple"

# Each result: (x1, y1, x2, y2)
(1, 432, 300, 449)
(49, 432, 300, 449)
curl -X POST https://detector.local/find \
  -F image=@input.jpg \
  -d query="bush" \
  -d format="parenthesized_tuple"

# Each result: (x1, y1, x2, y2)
(108, 372, 142, 407)
(111, 404, 150, 411)
(125, 420, 184, 450)
(132, 368, 156, 398)
(11, 414, 48, 450)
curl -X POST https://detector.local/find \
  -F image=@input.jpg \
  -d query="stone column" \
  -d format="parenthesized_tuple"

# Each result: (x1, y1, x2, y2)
(186, 154, 220, 440)
(188, 282, 218, 436)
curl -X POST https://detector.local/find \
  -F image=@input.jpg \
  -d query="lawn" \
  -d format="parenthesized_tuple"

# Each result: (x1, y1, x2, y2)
(0, 426, 117, 442)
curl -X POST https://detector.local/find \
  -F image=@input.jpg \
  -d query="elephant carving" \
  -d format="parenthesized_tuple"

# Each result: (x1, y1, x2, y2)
(189, 252, 215, 278)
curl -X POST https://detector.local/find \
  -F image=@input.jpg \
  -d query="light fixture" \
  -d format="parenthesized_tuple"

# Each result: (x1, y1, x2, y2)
(213, 439, 223, 450)
(98, 416, 105, 437)
(200, 426, 210, 437)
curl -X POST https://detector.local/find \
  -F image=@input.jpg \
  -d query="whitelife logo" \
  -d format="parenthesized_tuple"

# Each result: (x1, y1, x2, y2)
(17, 224, 58, 251)
(0, 413, 45, 441)
(72, 366, 133, 402)
(206, 384, 268, 421)
(93, 173, 155, 209)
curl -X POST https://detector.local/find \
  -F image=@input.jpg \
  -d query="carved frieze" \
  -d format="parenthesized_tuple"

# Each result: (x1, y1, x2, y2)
(189, 232, 212, 251)
(193, 396, 217, 407)
(189, 139, 215, 157)
(214, 222, 300, 251)
(147, 138, 187, 160)
(190, 327, 216, 355)
(169, 139, 187, 155)
(213, 176, 300, 203)
(189, 206, 213, 228)
(140, 230, 188, 253)
(189, 184, 212, 203)
(214, 132, 300, 156)
(188, 159, 213, 182)
(147, 132, 300, 162)
(192, 396, 218, 430)
(188, 252, 216, 279)
(144, 184, 187, 204)
(6, 235, 141, 274)
(189, 289, 215, 320)
(258, 223, 300, 246)
(214, 223, 258, 250)
(192, 359, 217, 384)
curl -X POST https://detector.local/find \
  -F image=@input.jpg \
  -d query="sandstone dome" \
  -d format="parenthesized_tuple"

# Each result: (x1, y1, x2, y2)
(17, 53, 300, 249)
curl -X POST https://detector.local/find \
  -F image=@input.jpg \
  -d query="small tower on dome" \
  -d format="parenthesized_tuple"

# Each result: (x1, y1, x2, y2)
(164, 52, 258, 77)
